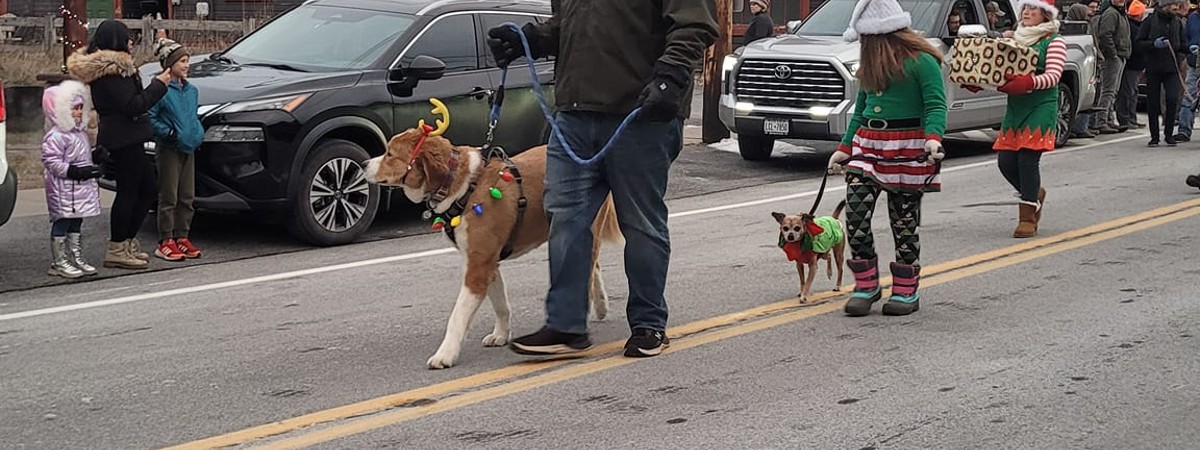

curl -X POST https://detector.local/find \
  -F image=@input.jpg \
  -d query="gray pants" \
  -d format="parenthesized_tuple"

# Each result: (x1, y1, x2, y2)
(157, 148, 196, 240)
(1091, 57, 1126, 128)
(1116, 68, 1142, 126)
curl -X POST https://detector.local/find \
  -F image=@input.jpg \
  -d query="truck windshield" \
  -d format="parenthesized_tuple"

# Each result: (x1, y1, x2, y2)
(796, 0, 943, 37)
(221, 4, 416, 72)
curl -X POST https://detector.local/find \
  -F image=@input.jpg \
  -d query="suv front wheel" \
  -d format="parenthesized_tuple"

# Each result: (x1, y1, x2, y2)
(287, 139, 380, 246)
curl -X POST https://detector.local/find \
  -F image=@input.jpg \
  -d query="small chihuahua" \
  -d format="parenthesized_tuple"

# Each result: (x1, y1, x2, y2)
(772, 200, 847, 303)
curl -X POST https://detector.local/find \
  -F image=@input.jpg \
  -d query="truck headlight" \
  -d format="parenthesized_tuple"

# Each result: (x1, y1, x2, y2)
(722, 55, 738, 94)
(218, 94, 311, 114)
(205, 125, 265, 142)
(847, 62, 861, 76)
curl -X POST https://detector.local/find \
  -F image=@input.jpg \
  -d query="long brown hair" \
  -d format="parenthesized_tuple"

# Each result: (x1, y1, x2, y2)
(857, 29, 943, 92)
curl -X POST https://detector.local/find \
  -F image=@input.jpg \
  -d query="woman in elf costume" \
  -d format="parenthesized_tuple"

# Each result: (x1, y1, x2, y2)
(828, 0, 947, 317)
(992, 0, 1067, 238)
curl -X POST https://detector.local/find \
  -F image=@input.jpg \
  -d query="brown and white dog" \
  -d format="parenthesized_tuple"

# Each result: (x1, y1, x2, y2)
(364, 129, 623, 369)
(771, 200, 847, 303)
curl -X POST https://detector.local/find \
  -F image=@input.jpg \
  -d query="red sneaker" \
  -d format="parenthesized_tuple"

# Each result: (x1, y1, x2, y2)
(155, 239, 186, 261)
(175, 237, 202, 259)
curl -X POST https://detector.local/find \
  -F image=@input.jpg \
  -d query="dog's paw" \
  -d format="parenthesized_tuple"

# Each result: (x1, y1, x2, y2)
(798, 294, 809, 304)
(832, 286, 841, 292)
(427, 352, 458, 370)
(482, 331, 511, 347)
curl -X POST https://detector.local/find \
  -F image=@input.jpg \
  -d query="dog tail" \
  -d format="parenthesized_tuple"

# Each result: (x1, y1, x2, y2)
(832, 199, 847, 219)
(592, 195, 624, 245)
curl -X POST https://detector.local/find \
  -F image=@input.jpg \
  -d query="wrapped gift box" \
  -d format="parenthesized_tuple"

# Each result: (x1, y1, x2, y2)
(948, 37, 1039, 87)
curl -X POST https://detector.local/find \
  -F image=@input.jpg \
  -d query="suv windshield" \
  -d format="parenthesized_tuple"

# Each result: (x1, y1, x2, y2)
(796, 0, 943, 37)
(221, 4, 416, 71)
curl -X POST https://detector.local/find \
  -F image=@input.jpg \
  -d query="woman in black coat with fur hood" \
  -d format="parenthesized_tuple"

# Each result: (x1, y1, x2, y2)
(67, 19, 172, 270)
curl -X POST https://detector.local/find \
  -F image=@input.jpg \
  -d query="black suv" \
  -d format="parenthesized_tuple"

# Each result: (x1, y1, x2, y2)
(132, 0, 556, 245)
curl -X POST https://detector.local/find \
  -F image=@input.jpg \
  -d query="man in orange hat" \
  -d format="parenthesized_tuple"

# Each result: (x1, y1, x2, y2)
(1117, 0, 1148, 129)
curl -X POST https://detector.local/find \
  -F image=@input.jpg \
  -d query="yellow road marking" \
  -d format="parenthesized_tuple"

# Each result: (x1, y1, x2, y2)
(166, 197, 1200, 450)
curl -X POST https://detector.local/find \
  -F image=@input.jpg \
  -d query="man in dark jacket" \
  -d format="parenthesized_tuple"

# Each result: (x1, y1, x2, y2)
(487, 1, 718, 358)
(744, 0, 776, 45)
(1093, 0, 1132, 133)
(1135, 0, 1188, 146)
(1117, 0, 1148, 128)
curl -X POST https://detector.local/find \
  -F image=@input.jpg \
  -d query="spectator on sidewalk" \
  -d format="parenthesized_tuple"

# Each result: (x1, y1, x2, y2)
(744, 0, 776, 45)
(149, 38, 204, 262)
(41, 80, 102, 279)
(1092, 0, 1132, 134)
(67, 19, 171, 270)
(1135, 0, 1187, 146)
(1117, 0, 1148, 129)
(1174, 2, 1200, 141)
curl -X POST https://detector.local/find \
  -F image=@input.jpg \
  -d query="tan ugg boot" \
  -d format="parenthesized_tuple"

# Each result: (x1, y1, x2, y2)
(1013, 202, 1039, 238)
(126, 238, 150, 261)
(104, 241, 148, 269)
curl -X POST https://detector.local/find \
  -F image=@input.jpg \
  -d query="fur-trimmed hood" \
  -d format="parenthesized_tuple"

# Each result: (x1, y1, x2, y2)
(66, 48, 137, 84)
(43, 80, 92, 131)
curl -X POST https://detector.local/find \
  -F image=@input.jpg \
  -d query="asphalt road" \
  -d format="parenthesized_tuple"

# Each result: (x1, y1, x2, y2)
(2, 129, 1199, 450)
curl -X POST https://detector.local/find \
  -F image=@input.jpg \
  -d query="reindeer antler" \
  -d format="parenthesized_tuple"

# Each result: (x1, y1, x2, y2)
(418, 97, 450, 137)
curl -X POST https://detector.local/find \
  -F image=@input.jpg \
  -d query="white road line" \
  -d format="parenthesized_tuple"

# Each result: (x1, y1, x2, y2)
(0, 134, 1143, 322)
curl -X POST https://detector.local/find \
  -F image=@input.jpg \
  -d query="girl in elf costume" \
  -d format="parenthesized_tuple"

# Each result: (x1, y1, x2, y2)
(828, 0, 947, 317)
(992, 0, 1067, 238)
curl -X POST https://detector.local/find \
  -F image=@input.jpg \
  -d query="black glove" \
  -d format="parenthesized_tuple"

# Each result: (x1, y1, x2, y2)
(636, 62, 691, 122)
(91, 145, 110, 166)
(487, 22, 545, 69)
(66, 164, 103, 181)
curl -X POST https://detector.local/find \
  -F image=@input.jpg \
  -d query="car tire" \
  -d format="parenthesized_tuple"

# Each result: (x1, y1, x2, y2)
(738, 135, 774, 161)
(1055, 82, 1076, 149)
(286, 139, 380, 246)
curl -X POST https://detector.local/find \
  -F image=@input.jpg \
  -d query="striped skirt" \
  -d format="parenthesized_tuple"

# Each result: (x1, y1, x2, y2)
(846, 128, 941, 193)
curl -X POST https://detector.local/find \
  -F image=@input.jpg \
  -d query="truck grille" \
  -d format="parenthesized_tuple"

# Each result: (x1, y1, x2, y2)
(734, 59, 846, 108)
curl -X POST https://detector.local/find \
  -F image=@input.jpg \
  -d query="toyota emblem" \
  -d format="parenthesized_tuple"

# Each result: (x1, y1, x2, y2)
(773, 64, 793, 80)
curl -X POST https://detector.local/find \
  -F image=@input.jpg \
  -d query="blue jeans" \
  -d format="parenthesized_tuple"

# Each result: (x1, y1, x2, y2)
(543, 111, 683, 335)
(1177, 66, 1199, 138)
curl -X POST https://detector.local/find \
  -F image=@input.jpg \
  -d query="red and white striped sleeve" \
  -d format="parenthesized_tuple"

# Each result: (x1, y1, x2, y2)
(1032, 38, 1067, 90)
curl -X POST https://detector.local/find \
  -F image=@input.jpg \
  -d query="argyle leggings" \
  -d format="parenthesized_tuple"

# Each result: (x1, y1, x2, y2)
(844, 174, 922, 265)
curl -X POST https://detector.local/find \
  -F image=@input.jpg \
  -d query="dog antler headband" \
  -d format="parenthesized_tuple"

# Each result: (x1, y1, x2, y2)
(406, 98, 452, 171)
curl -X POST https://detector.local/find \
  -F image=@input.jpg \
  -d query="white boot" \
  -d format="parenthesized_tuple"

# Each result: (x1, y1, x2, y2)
(49, 237, 85, 279)
(66, 233, 98, 275)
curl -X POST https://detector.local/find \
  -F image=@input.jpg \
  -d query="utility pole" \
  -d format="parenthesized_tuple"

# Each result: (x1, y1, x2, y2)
(61, 0, 87, 71)
(701, 0, 733, 144)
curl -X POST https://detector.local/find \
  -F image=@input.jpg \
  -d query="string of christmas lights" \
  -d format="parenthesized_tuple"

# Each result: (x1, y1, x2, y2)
(58, 5, 89, 50)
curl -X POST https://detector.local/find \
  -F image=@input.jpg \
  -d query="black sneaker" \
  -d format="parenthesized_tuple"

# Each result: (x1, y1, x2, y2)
(1166, 136, 1178, 147)
(624, 328, 670, 357)
(509, 326, 593, 355)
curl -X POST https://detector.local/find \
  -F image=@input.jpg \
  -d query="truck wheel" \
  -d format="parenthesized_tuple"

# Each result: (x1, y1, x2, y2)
(286, 139, 380, 246)
(737, 135, 774, 161)
(1055, 82, 1076, 149)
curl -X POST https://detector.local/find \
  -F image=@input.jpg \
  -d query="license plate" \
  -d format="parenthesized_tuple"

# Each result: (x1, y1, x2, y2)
(764, 118, 789, 136)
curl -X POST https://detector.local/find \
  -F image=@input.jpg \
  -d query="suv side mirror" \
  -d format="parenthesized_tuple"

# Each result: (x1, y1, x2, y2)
(787, 20, 802, 34)
(388, 55, 447, 97)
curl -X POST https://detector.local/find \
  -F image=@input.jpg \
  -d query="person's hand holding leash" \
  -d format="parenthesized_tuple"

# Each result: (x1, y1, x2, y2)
(1155, 37, 1169, 49)
(925, 139, 944, 161)
(486, 23, 546, 69)
(636, 62, 691, 122)
(828, 150, 850, 175)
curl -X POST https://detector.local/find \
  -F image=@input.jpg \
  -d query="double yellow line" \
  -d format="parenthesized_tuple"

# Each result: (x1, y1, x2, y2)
(166, 197, 1200, 450)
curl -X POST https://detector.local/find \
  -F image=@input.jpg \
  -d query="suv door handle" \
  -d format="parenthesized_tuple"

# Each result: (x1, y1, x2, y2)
(468, 87, 494, 100)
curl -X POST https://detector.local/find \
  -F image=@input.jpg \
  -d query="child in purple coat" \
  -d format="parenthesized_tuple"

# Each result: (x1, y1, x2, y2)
(42, 80, 103, 278)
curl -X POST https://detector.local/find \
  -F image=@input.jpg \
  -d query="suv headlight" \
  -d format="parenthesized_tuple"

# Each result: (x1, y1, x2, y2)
(846, 62, 861, 76)
(218, 94, 311, 114)
(205, 125, 265, 142)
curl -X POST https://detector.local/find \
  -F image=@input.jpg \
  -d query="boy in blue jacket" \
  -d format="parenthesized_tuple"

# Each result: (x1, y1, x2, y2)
(149, 38, 205, 261)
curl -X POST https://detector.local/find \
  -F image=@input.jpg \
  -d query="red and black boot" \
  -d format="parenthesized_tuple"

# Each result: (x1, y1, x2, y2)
(844, 257, 882, 316)
(882, 262, 921, 316)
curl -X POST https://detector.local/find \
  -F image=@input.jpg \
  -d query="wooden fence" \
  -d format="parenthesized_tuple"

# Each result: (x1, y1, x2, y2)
(0, 16, 257, 53)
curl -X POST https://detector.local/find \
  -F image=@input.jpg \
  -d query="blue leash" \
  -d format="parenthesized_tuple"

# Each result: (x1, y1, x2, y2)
(491, 22, 642, 166)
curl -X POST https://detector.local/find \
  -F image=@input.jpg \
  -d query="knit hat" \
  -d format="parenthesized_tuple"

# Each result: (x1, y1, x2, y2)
(1127, 0, 1146, 16)
(1016, 0, 1058, 14)
(843, 0, 913, 42)
(154, 38, 188, 69)
(750, 0, 770, 9)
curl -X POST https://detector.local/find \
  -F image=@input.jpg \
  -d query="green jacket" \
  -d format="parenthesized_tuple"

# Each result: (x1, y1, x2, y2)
(529, 0, 719, 119)
(839, 52, 947, 149)
(1095, 1, 1132, 60)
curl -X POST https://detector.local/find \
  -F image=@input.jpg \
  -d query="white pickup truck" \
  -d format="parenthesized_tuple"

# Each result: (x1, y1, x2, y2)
(719, 0, 1099, 161)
